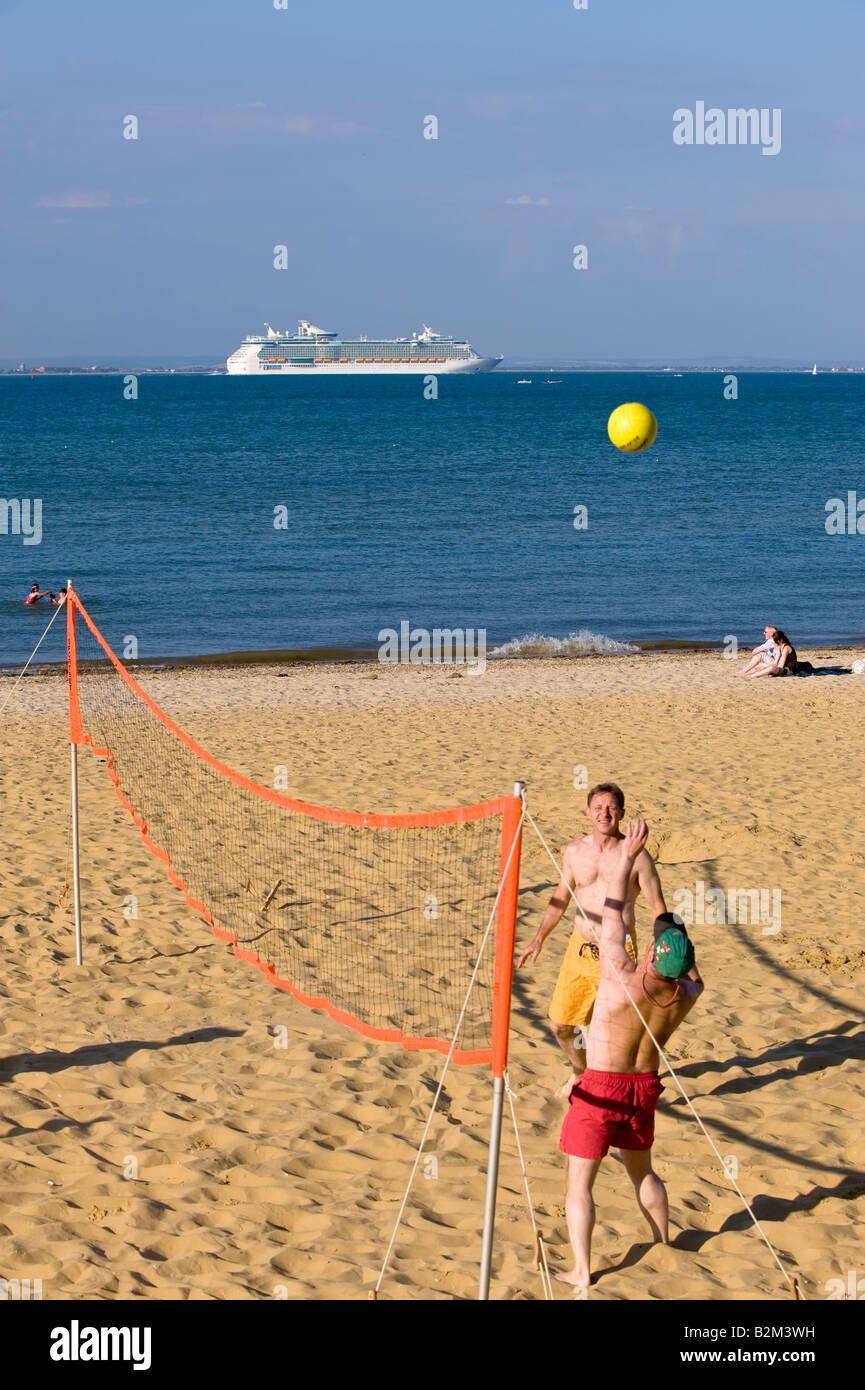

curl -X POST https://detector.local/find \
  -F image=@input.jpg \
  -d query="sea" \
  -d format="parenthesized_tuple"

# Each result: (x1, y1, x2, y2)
(1, 371, 863, 668)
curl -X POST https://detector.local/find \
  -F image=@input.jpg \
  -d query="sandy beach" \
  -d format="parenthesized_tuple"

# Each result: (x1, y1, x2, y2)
(1, 649, 863, 1301)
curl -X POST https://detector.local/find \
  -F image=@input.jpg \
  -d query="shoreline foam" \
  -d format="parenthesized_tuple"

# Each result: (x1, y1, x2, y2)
(2, 637, 863, 679)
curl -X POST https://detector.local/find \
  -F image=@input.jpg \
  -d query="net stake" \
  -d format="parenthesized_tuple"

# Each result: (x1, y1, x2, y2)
(262, 878, 283, 910)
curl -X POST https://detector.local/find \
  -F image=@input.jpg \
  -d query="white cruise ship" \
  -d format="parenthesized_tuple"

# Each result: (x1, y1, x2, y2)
(226, 320, 502, 375)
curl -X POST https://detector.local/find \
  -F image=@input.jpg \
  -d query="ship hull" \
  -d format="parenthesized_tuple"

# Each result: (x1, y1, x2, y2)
(226, 354, 501, 376)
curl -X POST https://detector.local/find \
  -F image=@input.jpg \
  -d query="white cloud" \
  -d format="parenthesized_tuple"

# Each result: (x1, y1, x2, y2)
(281, 114, 315, 134)
(505, 195, 550, 206)
(467, 94, 536, 122)
(599, 216, 648, 244)
(194, 108, 376, 139)
(38, 192, 111, 208)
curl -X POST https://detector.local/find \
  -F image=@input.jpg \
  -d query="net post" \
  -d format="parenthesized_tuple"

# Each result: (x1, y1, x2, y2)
(479, 779, 525, 1301)
(67, 581, 83, 966)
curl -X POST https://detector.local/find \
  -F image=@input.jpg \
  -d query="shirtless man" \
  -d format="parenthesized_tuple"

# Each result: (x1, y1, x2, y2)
(557, 818, 704, 1290)
(517, 783, 667, 1098)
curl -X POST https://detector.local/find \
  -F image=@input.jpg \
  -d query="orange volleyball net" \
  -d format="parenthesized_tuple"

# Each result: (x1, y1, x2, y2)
(66, 585, 523, 1075)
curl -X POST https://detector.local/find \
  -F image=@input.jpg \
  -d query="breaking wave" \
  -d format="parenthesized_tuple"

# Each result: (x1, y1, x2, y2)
(488, 630, 640, 658)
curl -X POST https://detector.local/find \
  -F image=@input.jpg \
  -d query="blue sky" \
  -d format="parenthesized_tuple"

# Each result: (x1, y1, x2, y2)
(1, 0, 863, 360)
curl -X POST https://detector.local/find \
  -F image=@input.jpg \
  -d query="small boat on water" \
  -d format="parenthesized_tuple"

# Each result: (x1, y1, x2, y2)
(517, 378, 532, 384)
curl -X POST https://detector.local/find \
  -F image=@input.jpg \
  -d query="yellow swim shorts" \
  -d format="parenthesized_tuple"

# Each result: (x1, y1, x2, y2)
(548, 931, 637, 1028)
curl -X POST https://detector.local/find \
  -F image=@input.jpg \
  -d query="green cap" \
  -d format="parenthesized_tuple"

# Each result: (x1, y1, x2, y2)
(652, 924, 695, 980)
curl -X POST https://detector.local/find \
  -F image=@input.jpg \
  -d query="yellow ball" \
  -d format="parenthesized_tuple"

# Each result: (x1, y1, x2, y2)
(607, 402, 658, 453)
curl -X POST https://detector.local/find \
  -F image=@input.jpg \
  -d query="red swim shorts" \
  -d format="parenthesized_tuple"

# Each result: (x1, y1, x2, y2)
(559, 1069, 664, 1159)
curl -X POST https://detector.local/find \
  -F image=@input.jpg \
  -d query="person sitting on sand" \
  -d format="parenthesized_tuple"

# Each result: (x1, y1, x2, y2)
(517, 783, 667, 1099)
(25, 583, 51, 606)
(746, 627, 798, 678)
(556, 819, 704, 1293)
(737, 625, 780, 676)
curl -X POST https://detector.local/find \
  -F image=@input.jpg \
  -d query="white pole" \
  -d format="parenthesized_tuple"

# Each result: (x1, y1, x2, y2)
(478, 779, 525, 1300)
(68, 577, 83, 965)
(70, 744, 82, 965)
(478, 1075, 506, 1299)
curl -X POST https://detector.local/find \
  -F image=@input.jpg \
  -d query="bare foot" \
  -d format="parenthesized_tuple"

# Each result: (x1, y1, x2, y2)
(554, 1074, 577, 1101)
(555, 1268, 592, 1288)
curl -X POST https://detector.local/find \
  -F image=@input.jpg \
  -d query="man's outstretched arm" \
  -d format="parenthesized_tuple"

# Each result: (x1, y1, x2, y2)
(636, 848, 666, 920)
(599, 819, 649, 976)
(517, 858, 576, 967)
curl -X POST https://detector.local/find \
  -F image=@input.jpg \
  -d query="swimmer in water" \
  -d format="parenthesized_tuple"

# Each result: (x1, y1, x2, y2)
(25, 583, 52, 606)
